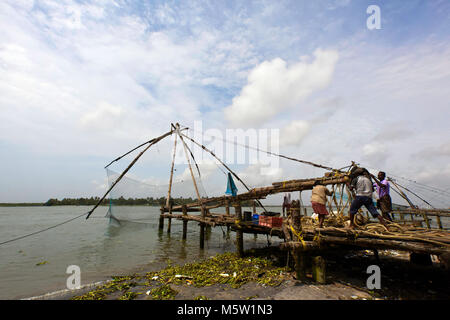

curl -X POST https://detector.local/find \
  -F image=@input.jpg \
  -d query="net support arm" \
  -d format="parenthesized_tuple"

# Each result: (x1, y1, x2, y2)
(86, 129, 174, 220)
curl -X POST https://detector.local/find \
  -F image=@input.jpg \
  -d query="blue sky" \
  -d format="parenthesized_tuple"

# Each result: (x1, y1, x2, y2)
(0, 0, 449, 206)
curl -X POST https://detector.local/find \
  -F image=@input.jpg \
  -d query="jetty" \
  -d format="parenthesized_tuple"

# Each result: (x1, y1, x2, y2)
(88, 123, 450, 283)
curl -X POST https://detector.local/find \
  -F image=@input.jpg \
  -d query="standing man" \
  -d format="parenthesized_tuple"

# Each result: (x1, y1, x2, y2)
(310, 180, 333, 228)
(373, 171, 393, 221)
(348, 168, 388, 229)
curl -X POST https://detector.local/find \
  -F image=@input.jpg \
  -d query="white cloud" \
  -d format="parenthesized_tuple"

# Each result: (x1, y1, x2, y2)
(361, 142, 389, 167)
(237, 163, 284, 188)
(279, 120, 311, 147)
(80, 102, 124, 130)
(223, 49, 339, 126)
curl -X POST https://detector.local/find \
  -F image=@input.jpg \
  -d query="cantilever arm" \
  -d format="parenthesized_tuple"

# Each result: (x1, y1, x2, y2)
(86, 129, 174, 220)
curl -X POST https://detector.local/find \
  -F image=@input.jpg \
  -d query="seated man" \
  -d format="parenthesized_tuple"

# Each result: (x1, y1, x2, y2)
(348, 169, 387, 229)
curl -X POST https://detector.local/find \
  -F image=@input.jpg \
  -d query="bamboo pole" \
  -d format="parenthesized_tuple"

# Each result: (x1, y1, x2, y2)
(176, 124, 206, 249)
(165, 127, 178, 207)
(180, 132, 268, 214)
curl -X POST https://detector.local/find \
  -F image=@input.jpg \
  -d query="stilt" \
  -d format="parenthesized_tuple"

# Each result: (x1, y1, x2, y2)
(226, 201, 231, 233)
(158, 203, 165, 230)
(182, 204, 188, 240)
(200, 206, 206, 249)
(199, 223, 205, 249)
(292, 248, 307, 281)
(312, 256, 326, 284)
(167, 202, 172, 234)
(436, 215, 443, 229)
(235, 204, 244, 257)
(205, 224, 212, 241)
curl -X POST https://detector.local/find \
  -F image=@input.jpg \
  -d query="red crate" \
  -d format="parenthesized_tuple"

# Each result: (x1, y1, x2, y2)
(258, 216, 283, 228)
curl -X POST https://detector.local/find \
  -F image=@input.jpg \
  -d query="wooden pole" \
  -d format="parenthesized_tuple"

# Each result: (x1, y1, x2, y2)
(167, 202, 172, 234)
(293, 248, 307, 281)
(177, 126, 202, 201)
(235, 204, 244, 257)
(389, 179, 416, 209)
(165, 127, 178, 207)
(180, 132, 268, 213)
(176, 124, 206, 249)
(182, 204, 188, 240)
(86, 129, 174, 220)
(312, 256, 326, 284)
(159, 203, 165, 230)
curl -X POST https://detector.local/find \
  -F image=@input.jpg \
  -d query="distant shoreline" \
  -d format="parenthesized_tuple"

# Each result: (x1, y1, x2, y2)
(0, 203, 287, 207)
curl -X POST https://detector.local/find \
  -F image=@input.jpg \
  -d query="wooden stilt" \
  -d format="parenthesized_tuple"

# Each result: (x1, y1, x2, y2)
(293, 248, 307, 281)
(235, 204, 244, 257)
(436, 215, 443, 229)
(167, 202, 172, 234)
(159, 203, 165, 230)
(312, 256, 326, 284)
(200, 206, 206, 249)
(182, 205, 188, 240)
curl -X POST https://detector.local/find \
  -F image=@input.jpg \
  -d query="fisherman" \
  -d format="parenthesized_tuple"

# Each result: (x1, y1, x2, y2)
(373, 171, 393, 221)
(348, 168, 388, 229)
(282, 193, 291, 217)
(310, 180, 333, 228)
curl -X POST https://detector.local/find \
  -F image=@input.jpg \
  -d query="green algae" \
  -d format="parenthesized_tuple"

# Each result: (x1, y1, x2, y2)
(146, 252, 289, 289)
(72, 252, 289, 300)
(149, 284, 178, 300)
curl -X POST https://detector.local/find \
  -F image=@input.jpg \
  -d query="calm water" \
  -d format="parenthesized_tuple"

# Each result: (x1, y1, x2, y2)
(0, 205, 283, 300)
(1, 205, 447, 300)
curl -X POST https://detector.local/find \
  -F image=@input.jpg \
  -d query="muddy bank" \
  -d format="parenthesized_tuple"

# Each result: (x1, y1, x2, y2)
(33, 247, 449, 300)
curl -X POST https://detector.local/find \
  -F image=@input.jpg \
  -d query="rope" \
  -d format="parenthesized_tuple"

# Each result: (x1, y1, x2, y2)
(0, 211, 88, 246)
(181, 125, 339, 171)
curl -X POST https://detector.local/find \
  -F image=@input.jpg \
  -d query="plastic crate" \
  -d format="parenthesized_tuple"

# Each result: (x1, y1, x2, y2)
(258, 216, 283, 228)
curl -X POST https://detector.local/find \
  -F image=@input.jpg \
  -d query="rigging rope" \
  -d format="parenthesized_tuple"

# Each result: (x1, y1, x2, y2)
(181, 125, 338, 172)
(0, 211, 88, 246)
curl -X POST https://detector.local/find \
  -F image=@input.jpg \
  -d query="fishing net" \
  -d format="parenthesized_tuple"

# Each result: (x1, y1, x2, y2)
(103, 133, 231, 223)
(101, 127, 449, 228)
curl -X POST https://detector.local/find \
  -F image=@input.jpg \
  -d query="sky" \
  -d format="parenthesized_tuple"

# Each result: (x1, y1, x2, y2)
(0, 0, 449, 207)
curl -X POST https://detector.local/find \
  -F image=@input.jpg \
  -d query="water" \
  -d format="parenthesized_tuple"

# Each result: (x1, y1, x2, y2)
(0, 206, 282, 300)
(1, 205, 447, 300)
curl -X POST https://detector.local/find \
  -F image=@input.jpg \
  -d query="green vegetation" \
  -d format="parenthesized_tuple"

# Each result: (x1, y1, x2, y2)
(0, 203, 44, 207)
(71, 252, 289, 300)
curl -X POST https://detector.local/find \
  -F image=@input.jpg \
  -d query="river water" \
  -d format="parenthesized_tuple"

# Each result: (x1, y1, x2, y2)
(0, 205, 284, 300)
(1, 205, 447, 300)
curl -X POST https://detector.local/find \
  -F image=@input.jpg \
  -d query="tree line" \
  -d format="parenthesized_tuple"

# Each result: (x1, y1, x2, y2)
(43, 196, 201, 206)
